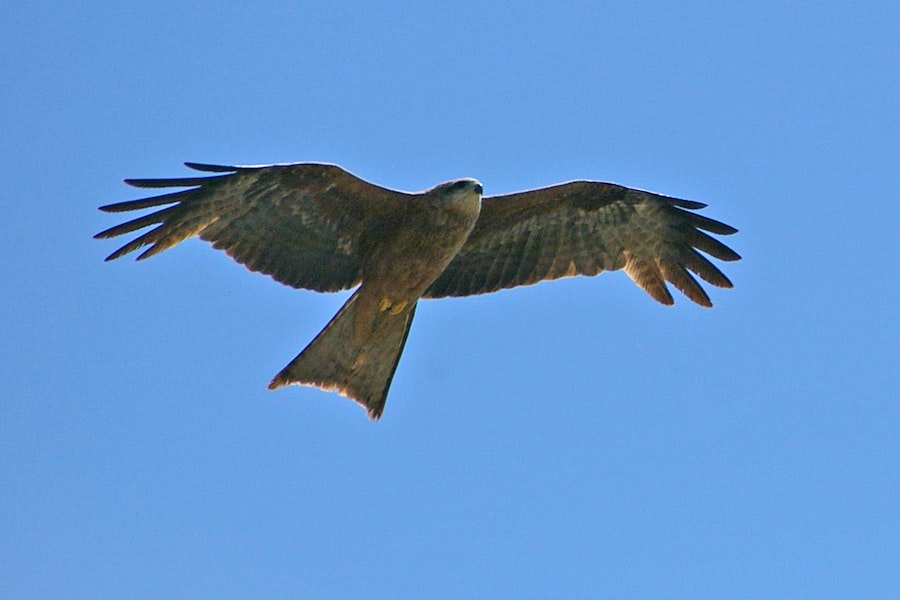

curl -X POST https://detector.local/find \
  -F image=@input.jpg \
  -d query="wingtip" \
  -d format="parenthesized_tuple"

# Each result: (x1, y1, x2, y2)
(103, 248, 127, 261)
(670, 198, 708, 210)
(184, 162, 239, 173)
(721, 224, 739, 236)
(716, 274, 735, 289)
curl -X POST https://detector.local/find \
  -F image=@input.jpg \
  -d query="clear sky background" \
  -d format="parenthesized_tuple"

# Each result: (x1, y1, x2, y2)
(2, 2, 897, 598)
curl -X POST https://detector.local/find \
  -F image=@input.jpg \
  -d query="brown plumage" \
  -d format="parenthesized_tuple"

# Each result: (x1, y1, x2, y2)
(96, 162, 740, 419)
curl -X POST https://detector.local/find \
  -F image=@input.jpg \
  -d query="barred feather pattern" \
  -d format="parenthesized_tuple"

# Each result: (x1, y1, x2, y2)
(425, 182, 739, 307)
(94, 163, 403, 292)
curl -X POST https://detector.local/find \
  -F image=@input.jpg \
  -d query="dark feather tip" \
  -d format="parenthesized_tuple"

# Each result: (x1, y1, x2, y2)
(184, 162, 240, 173)
(669, 198, 707, 210)
(124, 177, 209, 189)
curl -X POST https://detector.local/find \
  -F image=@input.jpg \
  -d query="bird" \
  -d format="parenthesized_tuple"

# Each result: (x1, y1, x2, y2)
(96, 161, 740, 419)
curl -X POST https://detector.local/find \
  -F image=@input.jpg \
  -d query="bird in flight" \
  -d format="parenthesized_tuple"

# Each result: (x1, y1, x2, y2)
(96, 162, 740, 419)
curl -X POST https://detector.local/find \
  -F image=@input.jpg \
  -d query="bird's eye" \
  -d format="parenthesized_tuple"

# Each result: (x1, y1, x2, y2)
(451, 181, 469, 191)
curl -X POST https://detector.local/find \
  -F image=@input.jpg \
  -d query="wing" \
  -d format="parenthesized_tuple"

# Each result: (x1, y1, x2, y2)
(424, 181, 740, 307)
(95, 162, 410, 292)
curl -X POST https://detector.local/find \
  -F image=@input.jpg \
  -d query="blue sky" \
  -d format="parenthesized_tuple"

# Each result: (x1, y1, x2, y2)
(2, 1, 897, 597)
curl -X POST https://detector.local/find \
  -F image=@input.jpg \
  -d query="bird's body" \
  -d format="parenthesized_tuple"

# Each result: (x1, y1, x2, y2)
(352, 178, 483, 325)
(268, 178, 483, 416)
(97, 162, 740, 419)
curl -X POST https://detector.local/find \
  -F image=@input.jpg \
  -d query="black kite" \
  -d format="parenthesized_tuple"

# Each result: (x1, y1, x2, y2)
(96, 162, 740, 419)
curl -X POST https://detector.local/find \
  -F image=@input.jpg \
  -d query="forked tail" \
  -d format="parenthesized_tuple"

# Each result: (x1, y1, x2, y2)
(268, 290, 417, 419)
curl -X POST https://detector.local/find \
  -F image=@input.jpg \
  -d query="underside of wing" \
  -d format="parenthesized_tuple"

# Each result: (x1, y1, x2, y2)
(424, 181, 740, 307)
(95, 162, 407, 292)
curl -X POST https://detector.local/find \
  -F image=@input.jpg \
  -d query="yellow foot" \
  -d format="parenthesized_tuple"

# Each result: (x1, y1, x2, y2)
(378, 297, 408, 315)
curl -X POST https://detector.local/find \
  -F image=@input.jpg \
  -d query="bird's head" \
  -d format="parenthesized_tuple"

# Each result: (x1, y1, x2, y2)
(430, 178, 483, 220)
(434, 178, 483, 198)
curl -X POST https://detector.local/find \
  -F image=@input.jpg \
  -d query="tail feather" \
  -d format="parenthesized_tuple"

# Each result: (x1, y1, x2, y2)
(268, 290, 417, 420)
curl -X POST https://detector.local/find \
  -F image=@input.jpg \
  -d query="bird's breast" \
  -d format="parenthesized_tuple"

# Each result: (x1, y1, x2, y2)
(360, 196, 480, 300)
